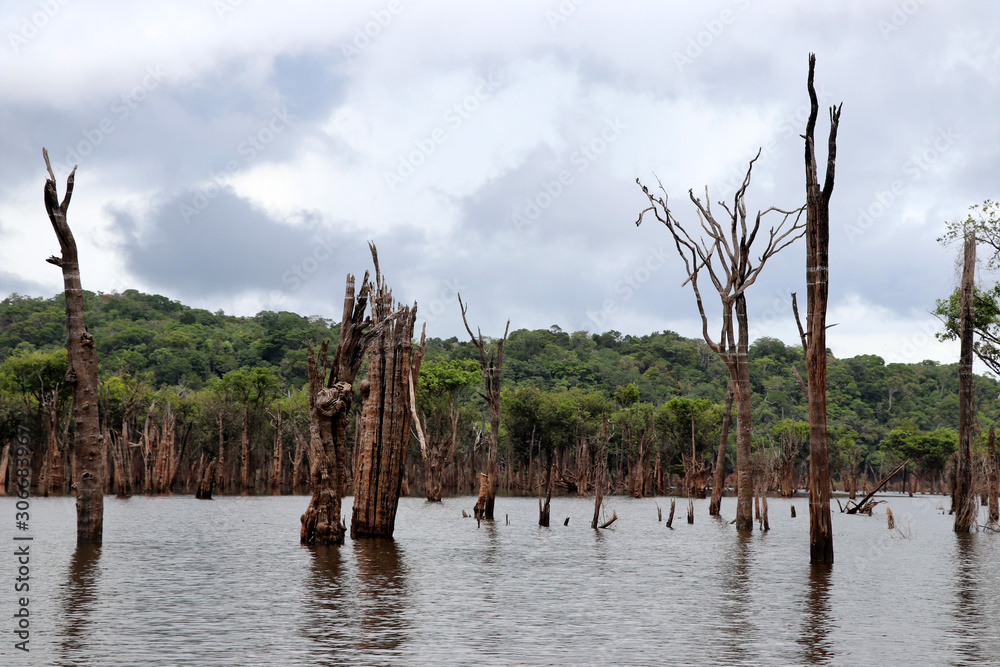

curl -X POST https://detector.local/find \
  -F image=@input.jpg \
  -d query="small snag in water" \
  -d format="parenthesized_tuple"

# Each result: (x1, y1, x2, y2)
(564, 517, 570, 526)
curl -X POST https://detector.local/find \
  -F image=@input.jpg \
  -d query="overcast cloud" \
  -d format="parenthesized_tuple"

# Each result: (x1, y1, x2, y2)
(1, 1, 998, 364)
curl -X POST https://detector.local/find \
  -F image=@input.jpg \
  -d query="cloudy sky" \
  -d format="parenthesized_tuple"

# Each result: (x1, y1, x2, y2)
(1, 1, 998, 365)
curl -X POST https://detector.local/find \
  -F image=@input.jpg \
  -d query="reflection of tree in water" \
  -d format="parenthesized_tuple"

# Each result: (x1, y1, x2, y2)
(60, 543, 101, 662)
(715, 532, 755, 665)
(303, 540, 411, 665)
(798, 562, 833, 665)
(951, 533, 991, 664)
(353, 538, 411, 657)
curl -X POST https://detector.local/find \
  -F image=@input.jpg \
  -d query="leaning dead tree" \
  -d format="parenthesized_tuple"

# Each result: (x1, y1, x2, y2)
(793, 53, 842, 562)
(636, 154, 804, 531)
(300, 264, 385, 545)
(954, 229, 978, 532)
(42, 149, 105, 543)
(458, 294, 510, 521)
(351, 246, 426, 539)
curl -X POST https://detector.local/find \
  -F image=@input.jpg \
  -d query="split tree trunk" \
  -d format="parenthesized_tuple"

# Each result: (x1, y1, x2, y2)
(954, 230, 977, 532)
(799, 54, 841, 563)
(42, 149, 104, 543)
(300, 261, 386, 545)
(351, 250, 424, 539)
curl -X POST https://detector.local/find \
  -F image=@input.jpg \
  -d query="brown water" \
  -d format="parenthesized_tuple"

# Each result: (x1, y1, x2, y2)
(1, 494, 997, 666)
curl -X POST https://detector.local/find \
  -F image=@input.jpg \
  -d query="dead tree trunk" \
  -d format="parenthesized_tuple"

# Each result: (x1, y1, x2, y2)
(709, 382, 733, 515)
(592, 416, 609, 529)
(42, 150, 104, 543)
(637, 152, 804, 531)
(269, 408, 283, 495)
(795, 54, 842, 562)
(42, 387, 65, 496)
(300, 264, 385, 545)
(539, 456, 553, 527)
(195, 458, 217, 500)
(988, 425, 999, 525)
(955, 230, 978, 532)
(291, 421, 307, 494)
(351, 248, 425, 539)
(459, 294, 510, 521)
(150, 404, 176, 494)
(239, 406, 251, 495)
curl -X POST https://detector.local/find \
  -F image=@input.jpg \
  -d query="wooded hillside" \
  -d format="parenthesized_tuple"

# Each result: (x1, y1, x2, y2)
(1, 289, 995, 498)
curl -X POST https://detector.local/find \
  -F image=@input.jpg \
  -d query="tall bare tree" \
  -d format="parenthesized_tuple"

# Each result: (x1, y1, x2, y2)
(636, 155, 804, 530)
(954, 229, 978, 532)
(458, 295, 510, 520)
(795, 53, 843, 562)
(42, 148, 104, 543)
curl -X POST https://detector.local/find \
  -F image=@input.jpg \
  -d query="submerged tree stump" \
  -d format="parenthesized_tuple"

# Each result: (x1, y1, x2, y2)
(300, 262, 385, 546)
(351, 247, 425, 540)
(195, 459, 217, 500)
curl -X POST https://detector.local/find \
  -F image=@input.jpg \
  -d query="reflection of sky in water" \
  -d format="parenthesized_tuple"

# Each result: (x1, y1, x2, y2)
(2, 494, 998, 666)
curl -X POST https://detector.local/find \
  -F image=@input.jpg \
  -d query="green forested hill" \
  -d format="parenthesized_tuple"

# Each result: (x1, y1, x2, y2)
(1, 289, 994, 495)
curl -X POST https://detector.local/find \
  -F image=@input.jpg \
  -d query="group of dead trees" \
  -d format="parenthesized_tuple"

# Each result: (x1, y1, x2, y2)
(636, 53, 839, 560)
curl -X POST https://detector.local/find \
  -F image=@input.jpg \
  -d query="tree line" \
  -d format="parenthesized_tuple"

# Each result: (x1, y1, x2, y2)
(2, 288, 997, 505)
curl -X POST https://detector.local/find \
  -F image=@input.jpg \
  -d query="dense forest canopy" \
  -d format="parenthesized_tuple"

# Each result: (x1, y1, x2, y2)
(1, 289, 995, 495)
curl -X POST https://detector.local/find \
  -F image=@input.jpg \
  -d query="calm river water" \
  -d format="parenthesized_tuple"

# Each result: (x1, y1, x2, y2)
(1, 494, 997, 666)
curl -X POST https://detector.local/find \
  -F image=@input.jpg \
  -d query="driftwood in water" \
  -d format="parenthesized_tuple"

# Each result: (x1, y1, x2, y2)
(846, 459, 908, 515)
(886, 507, 895, 530)
(761, 494, 769, 531)
(666, 499, 676, 528)
(687, 498, 694, 524)
(598, 509, 617, 529)
(791, 505, 796, 518)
